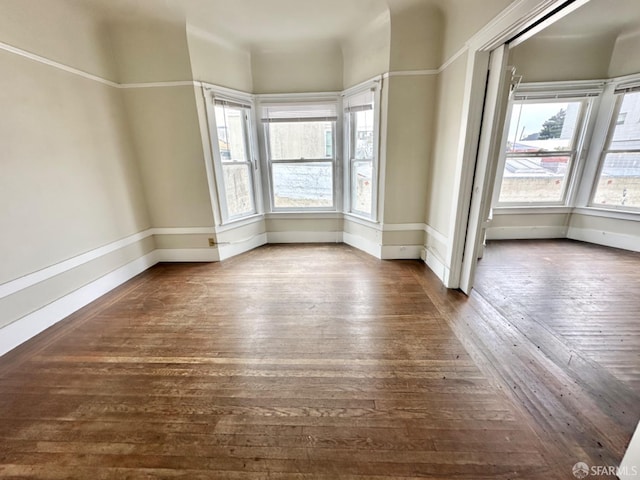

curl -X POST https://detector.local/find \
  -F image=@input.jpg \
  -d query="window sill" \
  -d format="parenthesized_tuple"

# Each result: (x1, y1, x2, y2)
(215, 213, 265, 233)
(492, 205, 573, 215)
(574, 206, 640, 222)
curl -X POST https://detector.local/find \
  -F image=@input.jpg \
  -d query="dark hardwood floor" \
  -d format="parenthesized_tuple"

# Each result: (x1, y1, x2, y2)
(0, 241, 637, 479)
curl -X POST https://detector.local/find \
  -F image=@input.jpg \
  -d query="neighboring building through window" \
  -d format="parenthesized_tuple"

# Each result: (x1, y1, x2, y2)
(261, 102, 338, 210)
(209, 95, 258, 222)
(497, 98, 586, 204)
(344, 85, 379, 218)
(592, 90, 640, 210)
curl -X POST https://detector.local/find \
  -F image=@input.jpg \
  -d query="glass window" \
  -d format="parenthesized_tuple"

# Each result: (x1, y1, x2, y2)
(592, 91, 640, 210)
(498, 100, 584, 204)
(213, 101, 257, 220)
(345, 87, 378, 218)
(262, 102, 338, 211)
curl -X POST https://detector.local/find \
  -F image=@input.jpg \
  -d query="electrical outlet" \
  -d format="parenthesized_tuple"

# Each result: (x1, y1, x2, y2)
(208, 238, 215, 247)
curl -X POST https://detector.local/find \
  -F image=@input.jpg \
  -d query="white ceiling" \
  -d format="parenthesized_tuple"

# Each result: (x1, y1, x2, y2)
(78, 0, 390, 48)
(536, 0, 640, 39)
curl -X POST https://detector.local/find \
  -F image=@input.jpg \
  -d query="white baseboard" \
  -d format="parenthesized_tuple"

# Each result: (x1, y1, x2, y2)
(343, 232, 382, 258)
(380, 245, 422, 260)
(619, 421, 640, 479)
(219, 233, 268, 261)
(0, 252, 158, 357)
(155, 248, 220, 262)
(485, 225, 568, 240)
(423, 247, 450, 285)
(567, 227, 640, 253)
(266, 231, 343, 243)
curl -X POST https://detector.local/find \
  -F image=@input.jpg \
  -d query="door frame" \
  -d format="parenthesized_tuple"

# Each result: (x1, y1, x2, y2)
(446, 0, 591, 293)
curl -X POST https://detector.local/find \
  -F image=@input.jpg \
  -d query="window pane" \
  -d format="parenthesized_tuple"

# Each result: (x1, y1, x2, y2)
(354, 109, 374, 160)
(499, 156, 571, 203)
(506, 101, 582, 153)
(222, 164, 254, 217)
(215, 105, 247, 163)
(272, 162, 333, 208)
(609, 92, 640, 150)
(352, 161, 373, 215)
(593, 152, 640, 209)
(268, 122, 334, 160)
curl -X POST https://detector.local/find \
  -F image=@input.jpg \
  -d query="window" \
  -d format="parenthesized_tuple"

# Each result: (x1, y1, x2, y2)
(209, 96, 258, 221)
(344, 85, 379, 219)
(592, 90, 640, 210)
(497, 99, 587, 204)
(262, 102, 338, 210)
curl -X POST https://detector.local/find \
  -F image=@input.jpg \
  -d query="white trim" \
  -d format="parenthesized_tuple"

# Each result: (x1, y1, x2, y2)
(438, 47, 468, 73)
(423, 247, 449, 284)
(214, 214, 265, 233)
(264, 212, 343, 221)
(0, 252, 157, 357)
(343, 232, 382, 258)
(266, 231, 343, 244)
(567, 227, 640, 254)
(119, 81, 199, 89)
(155, 248, 220, 262)
(0, 230, 153, 300)
(492, 206, 573, 215)
(381, 245, 422, 259)
(341, 75, 383, 97)
(152, 227, 216, 235)
(0, 41, 120, 87)
(218, 233, 268, 261)
(0, 227, 216, 300)
(486, 226, 568, 240)
(619, 421, 640, 480)
(343, 214, 382, 231)
(383, 223, 425, 232)
(572, 207, 640, 222)
(383, 69, 438, 79)
(424, 224, 447, 245)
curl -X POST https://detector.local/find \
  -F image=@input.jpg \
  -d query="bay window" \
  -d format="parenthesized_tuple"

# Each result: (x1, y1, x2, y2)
(591, 89, 640, 210)
(207, 93, 258, 222)
(344, 84, 379, 219)
(261, 102, 338, 210)
(497, 97, 588, 205)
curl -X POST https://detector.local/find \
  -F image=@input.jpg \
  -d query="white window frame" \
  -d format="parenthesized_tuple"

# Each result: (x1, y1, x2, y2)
(493, 84, 600, 208)
(342, 79, 381, 221)
(204, 87, 261, 224)
(589, 82, 640, 213)
(257, 94, 341, 213)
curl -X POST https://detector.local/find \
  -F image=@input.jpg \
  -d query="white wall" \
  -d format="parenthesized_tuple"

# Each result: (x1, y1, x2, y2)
(342, 11, 391, 88)
(609, 29, 640, 78)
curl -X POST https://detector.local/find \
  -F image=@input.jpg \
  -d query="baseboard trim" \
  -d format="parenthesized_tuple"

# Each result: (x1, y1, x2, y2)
(381, 245, 422, 260)
(567, 227, 640, 253)
(0, 252, 158, 357)
(423, 247, 450, 286)
(343, 232, 382, 258)
(218, 234, 268, 261)
(485, 226, 568, 240)
(155, 248, 220, 262)
(266, 231, 343, 244)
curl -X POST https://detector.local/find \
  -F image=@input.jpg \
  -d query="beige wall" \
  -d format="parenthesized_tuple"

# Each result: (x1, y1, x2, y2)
(609, 29, 640, 78)
(426, 52, 468, 237)
(510, 34, 615, 82)
(251, 42, 343, 94)
(388, 2, 443, 71)
(109, 20, 193, 84)
(122, 86, 214, 228)
(187, 27, 253, 92)
(0, 0, 118, 81)
(441, 0, 515, 60)
(0, 50, 150, 285)
(383, 75, 436, 225)
(342, 12, 391, 88)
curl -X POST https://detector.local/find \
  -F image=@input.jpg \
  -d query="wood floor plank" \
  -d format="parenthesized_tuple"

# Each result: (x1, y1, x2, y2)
(0, 242, 637, 478)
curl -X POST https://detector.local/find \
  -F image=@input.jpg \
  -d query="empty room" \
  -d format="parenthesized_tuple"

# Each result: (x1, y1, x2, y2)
(1, 0, 639, 478)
